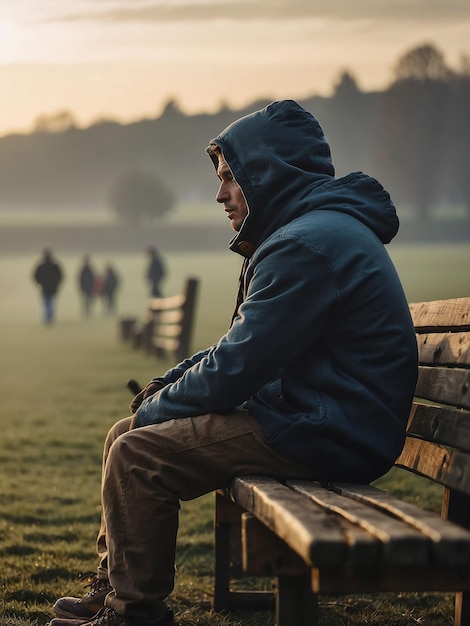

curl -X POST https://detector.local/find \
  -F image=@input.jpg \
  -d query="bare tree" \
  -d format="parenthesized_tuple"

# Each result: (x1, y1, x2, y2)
(393, 43, 452, 83)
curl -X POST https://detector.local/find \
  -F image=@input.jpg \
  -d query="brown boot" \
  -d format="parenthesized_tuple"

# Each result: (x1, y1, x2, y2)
(53, 573, 112, 619)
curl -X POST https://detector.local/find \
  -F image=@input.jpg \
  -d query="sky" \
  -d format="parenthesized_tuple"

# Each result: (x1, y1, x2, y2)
(1, 0, 470, 137)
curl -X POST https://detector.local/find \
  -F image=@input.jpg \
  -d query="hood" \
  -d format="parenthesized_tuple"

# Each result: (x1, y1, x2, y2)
(207, 99, 399, 256)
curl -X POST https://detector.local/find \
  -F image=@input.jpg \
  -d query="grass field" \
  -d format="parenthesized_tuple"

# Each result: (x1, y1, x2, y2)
(0, 243, 469, 626)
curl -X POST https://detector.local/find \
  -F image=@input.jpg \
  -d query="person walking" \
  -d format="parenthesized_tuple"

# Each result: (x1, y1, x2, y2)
(32, 248, 63, 324)
(146, 246, 166, 297)
(49, 100, 418, 626)
(78, 255, 96, 317)
(100, 264, 120, 315)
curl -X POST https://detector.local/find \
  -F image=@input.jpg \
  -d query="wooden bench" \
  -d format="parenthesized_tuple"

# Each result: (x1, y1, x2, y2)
(213, 296, 470, 625)
(119, 277, 199, 363)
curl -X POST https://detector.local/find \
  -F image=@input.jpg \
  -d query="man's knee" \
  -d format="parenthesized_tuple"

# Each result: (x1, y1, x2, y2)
(105, 416, 133, 449)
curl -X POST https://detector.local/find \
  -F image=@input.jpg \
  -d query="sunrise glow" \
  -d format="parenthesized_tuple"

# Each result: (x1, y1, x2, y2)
(1, 1, 469, 136)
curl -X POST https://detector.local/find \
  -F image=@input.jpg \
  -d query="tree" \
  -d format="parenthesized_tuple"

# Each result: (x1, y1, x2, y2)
(33, 110, 77, 133)
(160, 97, 183, 118)
(323, 70, 372, 176)
(109, 170, 176, 224)
(442, 58, 470, 214)
(392, 43, 452, 83)
(373, 44, 452, 220)
(332, 70, 361, 99)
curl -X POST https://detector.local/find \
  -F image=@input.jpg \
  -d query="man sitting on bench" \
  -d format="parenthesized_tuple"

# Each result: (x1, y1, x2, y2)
(49, 100, 418, 626)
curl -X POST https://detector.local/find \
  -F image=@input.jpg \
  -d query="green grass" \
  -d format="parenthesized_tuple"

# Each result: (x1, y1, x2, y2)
(0, 244, 469, 625)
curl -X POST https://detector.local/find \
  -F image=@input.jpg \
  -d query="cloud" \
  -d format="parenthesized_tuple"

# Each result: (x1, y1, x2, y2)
(54, 0, 470, 26)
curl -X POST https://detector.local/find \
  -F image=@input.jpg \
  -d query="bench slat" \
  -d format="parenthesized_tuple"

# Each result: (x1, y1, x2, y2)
(325, 482, 470, 567)
(288, 481, 431, 566)
(417, 332, 470, 367)
(396, 436, 470, 494)
(230, 476, 347, 568)
(153, 337, 179, 351)
(148, 294, 186, 310)
(152, 310, 184, 324)
(410, 297, 470, 332)
(155, 325, 183, 339)
(407, 403, 470, 452)
(415, 366, 470, 409)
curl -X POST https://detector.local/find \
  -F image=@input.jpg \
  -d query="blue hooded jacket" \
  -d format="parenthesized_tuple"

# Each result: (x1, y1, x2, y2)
(135, 100, 418, 483)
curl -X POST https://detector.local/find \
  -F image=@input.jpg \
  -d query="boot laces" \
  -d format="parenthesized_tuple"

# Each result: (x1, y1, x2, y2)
(91, 608, 126, 625)
(78, 572, 111, 597)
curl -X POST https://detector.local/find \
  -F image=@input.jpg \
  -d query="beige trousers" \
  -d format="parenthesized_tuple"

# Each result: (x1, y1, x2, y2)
(95, 410, 309, 620)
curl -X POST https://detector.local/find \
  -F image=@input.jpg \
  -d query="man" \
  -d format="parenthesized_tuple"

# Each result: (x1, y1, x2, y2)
(32, 248, 63, 324)
(78, 255, 95, 317)
(100, 264, 120, 315)
(50, 100, 418, 626)
(146, 246, 166, 297)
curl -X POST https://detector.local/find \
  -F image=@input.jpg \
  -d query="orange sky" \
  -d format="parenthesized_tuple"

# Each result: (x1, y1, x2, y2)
(1, 1, 469, 137)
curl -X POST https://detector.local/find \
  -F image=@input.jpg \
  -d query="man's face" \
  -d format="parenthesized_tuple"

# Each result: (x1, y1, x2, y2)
(215, 154, 248, 232)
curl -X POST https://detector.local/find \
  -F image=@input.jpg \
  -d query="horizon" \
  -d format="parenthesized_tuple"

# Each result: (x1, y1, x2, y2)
(1, 0, 470, 137)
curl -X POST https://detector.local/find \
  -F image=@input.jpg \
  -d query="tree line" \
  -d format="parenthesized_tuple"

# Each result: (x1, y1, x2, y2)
(0, 43, 469, 225)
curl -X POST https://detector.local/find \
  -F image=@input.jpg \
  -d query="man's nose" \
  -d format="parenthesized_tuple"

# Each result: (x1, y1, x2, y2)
(216, 182, 227, 203)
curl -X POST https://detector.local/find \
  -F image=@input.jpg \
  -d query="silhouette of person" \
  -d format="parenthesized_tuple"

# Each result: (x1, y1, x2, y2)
(146, 246, 166, 297)
(101, 264, 120, 315)
(32, 248, 63, 324)
(78, 255, 95, 317)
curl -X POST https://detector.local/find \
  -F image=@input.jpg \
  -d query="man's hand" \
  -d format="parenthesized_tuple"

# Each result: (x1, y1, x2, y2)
(130, 379, 166, 414)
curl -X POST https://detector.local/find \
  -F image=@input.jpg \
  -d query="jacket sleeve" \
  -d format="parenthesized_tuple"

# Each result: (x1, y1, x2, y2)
(134, 235, 337, 427)
(150, 347, 213, 386)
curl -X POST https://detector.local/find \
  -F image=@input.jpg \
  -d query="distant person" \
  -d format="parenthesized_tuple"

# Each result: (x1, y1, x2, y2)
(32, 248, 63, 325)
(146, 246, 166, 297)
(93, 272, 105, 302)
(78, 255, 95, 317)
(100, 264, 120, 315)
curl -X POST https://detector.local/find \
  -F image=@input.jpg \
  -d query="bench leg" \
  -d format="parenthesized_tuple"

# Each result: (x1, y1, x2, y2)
(213, 491, 238, 611)
(213, 515, 274, 613)
(455, 591, 470, 626)
(276, 575, 319, 626)
(213, 513, 231, 610)
(213, 491, 275, 612)
(443, 489, 470, 626)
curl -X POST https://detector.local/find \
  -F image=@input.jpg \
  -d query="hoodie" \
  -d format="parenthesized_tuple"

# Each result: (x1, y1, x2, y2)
(135, 100, 418, 483)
